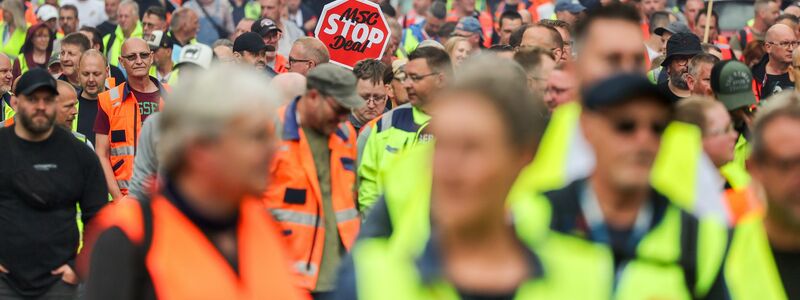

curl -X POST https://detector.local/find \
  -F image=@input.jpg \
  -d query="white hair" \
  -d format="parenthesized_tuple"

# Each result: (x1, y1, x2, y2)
(159, 64, 279, 174)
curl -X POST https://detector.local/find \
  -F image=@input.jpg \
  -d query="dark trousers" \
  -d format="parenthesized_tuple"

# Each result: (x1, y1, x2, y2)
(0, 278, 77, 300)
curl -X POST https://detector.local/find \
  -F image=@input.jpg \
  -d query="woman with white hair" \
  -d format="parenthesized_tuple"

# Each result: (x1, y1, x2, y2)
(0, 0, 28, 59)
(79, 65, 307, 299)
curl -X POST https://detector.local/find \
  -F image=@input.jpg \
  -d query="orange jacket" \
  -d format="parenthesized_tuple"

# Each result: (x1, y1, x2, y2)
(263, 99, 360, 290)
(275, 54, 288, 74)
(81, 194, 308, 299)
(97, 80, 168, 195)
(724, 186, 763, 225)
(716, 36, 735, 60)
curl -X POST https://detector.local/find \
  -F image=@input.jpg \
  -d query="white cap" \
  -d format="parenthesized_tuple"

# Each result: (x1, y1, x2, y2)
(36, 5, 58, 21)
(146, 30, 165, 49)
(175, 44, 213, 70)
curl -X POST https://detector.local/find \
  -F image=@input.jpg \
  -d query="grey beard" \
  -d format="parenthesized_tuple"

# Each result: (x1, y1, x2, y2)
(670, 72, 689, 89)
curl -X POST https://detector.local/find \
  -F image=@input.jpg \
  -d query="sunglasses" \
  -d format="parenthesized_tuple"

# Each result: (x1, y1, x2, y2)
(121, 52, 152, 62)
(611, 118, 669, 136)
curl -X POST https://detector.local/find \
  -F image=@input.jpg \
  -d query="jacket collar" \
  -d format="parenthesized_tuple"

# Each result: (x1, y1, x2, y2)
(282, 96, 351, 142)
(121, 76, 168, 100)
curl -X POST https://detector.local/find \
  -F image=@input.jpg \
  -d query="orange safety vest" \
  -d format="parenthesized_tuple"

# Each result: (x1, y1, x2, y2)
(716, 36, 735, 60)
(263, 98, 360, 290)
(494, 2, 527, 23)
(81, 194, 308, 299)
(641, 21, 650, 40)
(3, 117, 12, 127)
(97, 79, 168, 195)
(527, 0, 553, 22)
(737, 26, 755, 61)
(275, 54, 288, 74)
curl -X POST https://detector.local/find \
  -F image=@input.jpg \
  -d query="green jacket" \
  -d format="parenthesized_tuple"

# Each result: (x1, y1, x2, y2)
(357, 103, 431, 213)
(725, 214, 790, 300)
(102, 22, 143, 67)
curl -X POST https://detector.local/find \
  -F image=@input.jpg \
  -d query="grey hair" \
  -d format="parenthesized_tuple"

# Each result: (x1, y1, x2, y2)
(1, 0, 27, 31)
(751, 91, 800, 161)
(294, 37, 330, 64)
(158, 64, 280, 174)
(118, 0, 139, 17)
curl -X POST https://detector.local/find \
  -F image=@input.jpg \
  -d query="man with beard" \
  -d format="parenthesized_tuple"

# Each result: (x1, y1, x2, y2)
(686, 53, 720, 96)
(233, 32, 267, 70)
(0, 68, 106, 299)
(658, 32, 702, 103)
(0, 54, 14, 124)
(753, 24, 797, 99)
(76, 50, 107, 145)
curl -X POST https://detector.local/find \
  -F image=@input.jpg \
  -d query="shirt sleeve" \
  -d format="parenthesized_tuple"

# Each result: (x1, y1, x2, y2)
(93, 102, 110, 135)
(128, 114, 160, 201)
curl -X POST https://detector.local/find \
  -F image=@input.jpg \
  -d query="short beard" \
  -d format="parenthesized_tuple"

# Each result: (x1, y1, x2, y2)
(18, 111, 55, 135)
(670, 71, 689, 89)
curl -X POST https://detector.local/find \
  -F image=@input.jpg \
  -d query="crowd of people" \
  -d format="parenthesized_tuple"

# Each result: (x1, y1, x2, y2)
(0, 0, 798, 299)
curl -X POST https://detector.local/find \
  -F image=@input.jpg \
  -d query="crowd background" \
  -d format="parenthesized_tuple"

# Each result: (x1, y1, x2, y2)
(0, 0, 799, 299)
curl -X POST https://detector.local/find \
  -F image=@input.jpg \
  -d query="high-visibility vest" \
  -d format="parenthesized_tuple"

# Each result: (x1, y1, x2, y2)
(0, 22, 26, 60)
(352, 196, 613, 300)
(737, 26, 756, 55)
(102, 22, 143, 67)
(262, 98, 360, 291)
(535, 183, 729, 299)
(723, 186, 762, 225)
(1, 93, 14, 121)
(81, 194, 309, 300)
(96, 80, 168, 195)
(716, 36, 735, 60)
(397, 25, 424, 59)
(274, 54, 288, 74)
(244, 0, 261, 20)
(357, 103, 431, 212)
(725, 213, 789, 300)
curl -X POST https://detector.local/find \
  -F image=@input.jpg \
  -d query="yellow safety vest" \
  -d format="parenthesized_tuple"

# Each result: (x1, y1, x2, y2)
(0, 23, 26, 60)
(725, 214, 789, 300)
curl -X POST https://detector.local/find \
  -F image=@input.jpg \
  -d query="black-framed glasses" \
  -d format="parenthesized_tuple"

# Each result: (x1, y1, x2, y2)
(767, 40, 800, 49)
(361, 94, 387, 104)
(611, 119, 669, 136)
(404, 72, 439, 82)
(121, 52, 152, 62)
(288, 57, 312, 66)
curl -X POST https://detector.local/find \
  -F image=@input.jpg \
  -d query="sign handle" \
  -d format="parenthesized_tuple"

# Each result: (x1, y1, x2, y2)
(703, 0, 715, 44)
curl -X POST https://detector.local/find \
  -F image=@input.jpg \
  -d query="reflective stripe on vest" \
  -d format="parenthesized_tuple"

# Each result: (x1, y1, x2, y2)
(82, 196, 307, 299)
(262, 98, 360, 290)
(725, 214, 787, 300)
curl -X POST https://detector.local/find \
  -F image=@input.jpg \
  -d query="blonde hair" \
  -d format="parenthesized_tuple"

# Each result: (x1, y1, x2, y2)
(444, 36, 470, 57)
(2, 0, 27, 31)
(158, 64, 279, 174)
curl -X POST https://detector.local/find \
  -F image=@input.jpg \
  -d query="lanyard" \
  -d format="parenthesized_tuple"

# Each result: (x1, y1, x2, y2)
(579, 182, 653, 253)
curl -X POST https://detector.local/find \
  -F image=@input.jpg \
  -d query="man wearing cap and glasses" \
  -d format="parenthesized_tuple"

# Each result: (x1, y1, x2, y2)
(95, 38, 169, 200)
(534, 73, 729, 299)
(452, 16, 484, 51)
(0, 68, 107, 299)
(349, 59, 390, 135)
(146, 30, 174, 84)
(658, 32, 703, 103)
(263, 64, 363, 298)
(233, 32, 268, 70)
(753, 23, 798, 99)
(252, 17, 288, 74)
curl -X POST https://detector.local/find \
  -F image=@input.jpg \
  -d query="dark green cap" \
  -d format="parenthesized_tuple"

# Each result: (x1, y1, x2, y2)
(710, 60, 757, 111)
(307, 64, 364, 109)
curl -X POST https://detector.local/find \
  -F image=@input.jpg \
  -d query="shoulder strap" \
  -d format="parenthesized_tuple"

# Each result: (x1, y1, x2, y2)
(135, 197, 154, 258)
(678, 210, 699, 297)
(738, 29, 747, 51)
(106, 32, 117, 60)
(197, 3, 230, 38)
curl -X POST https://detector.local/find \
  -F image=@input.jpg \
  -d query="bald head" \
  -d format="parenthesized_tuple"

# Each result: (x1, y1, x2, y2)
(767, 23, 796, 40)
(766, 23, 797, 64)
(120, 38, 153, 78)
(269, 72, 306, 104)
(56, 80, 78, 129)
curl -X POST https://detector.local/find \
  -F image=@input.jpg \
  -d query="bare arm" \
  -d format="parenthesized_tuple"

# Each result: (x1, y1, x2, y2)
(95, 134, 123, 200)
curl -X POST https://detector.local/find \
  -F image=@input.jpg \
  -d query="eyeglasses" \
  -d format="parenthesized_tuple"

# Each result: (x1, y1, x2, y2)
(121, 52, 152, 62)
(705, 123, 735, 137)
(767, 40, 800, 49)
(288, 57, 313, 67)
(361, 94, 387, 104)
(611, 118, 669, 136)
(404, 72, 439, 82)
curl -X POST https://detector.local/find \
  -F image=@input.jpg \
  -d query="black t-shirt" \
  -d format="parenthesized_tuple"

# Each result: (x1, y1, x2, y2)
(77, 94, 99, 145)
(762, 73, 794, 99)
(0, 126, 107, 297)
(772, 247, 800, 299)
(657, 80, 683, 103)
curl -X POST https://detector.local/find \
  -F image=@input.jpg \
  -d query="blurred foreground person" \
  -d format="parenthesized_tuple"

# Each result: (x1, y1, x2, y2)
(536, 74, 729, 299)
(80, 65, 307, 300)
(0, 69, 107, 299)
(725, 92, 800, 300)
(336, 55, 605, 300)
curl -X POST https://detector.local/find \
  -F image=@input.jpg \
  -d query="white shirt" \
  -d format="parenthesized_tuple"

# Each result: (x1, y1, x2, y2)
(60, 0, 108, 27)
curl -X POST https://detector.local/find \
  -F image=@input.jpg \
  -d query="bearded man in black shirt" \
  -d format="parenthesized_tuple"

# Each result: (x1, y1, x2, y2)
(0, 69, 107, 299)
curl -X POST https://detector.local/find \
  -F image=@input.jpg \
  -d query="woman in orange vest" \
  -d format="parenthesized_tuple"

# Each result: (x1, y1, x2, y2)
(79, 65, 308, 300)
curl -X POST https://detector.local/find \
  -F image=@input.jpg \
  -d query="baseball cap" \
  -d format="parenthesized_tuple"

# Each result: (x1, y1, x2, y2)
(233, 32, 269, 53)
(146, 31, 173, 51)
(47, 52, 60, 68)
(710, 60, 757, 111)
(661, 32, 702, 67)
(175, 44, 213, 70)
(251, 18, 282, 37)
(307, 64, 364, 109)
(418, 39, 445, 50)
(455, 17, 482, 35)
(555, 0, 586, 13)
(15, 68, 58, 96)
(654, 21, 692, 36)
(36, 5, 58, 21)
(392, 59, 407, 81)
(582, 73, 669, 110)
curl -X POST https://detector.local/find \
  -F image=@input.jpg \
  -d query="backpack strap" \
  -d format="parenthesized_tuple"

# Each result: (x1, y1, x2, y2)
(135, 197, 154, 258)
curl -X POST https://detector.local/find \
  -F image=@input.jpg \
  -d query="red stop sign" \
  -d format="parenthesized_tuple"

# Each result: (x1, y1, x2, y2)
(314, 0, 391, 69)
